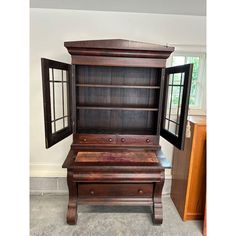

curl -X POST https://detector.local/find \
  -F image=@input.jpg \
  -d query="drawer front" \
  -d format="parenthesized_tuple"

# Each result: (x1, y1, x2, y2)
(117, 135, 157, 145)
(78, 183, 153, 198)
(78, 134, 116, 145)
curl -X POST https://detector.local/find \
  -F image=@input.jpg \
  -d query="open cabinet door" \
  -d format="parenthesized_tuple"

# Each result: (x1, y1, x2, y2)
(41, 58, 73, 148)
(160, 64, 193, 150)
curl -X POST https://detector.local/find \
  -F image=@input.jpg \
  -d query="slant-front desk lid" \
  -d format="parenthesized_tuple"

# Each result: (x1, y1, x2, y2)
(75, 151, 159, 166)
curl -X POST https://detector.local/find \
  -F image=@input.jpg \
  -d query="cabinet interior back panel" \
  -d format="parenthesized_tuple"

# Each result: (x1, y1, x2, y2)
(77, 87, 159, 107)
(76, 65, 160, 134)
(77, 110, 157, 134)
(76, 65, 161, 86)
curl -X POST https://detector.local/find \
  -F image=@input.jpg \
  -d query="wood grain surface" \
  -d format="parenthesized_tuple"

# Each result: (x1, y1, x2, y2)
(75, 151, 158, 166)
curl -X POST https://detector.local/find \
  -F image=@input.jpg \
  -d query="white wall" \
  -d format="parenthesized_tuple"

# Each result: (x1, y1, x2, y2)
(30, 8, 206, 177)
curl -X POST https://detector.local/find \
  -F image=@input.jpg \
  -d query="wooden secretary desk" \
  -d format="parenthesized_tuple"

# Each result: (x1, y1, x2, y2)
(41, 39, 193, 225)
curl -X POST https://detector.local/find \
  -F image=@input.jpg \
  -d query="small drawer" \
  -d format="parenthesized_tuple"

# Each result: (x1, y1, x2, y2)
(78, 134, 116, 145)
(117, 135, 156, 145)
(78, 183, 153, 198)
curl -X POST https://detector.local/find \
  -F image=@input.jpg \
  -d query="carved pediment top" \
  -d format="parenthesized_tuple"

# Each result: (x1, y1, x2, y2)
(64, 39, 174, 52)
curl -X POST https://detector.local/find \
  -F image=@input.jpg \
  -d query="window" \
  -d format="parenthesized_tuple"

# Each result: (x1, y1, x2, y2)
(170, 53, 206, 113)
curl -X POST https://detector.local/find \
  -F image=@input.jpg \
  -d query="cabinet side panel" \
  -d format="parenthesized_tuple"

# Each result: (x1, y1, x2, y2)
(170, 126, 193, 219)
(185, 124, 206, 220)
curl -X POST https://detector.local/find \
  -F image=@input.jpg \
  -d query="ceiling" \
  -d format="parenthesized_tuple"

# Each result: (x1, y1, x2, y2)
(30, 0, 206, 16)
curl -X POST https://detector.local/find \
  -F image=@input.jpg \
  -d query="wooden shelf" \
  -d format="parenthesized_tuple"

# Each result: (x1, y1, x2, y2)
(77, 105, 158, 111)
(76, 84, 160, 89)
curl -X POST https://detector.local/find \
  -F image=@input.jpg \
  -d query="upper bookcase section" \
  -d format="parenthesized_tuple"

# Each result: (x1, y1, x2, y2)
(64, 39, 175, 68)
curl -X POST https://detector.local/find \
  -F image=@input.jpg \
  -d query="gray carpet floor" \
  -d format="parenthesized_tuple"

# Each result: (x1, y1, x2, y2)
(30, 194, 203, 236)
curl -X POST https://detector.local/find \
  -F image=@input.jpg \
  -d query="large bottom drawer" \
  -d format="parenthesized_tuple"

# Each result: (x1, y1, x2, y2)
(78, 183, 153, 198)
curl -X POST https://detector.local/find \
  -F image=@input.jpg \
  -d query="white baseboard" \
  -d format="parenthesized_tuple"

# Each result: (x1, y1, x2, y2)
(30, 163, 67, 177)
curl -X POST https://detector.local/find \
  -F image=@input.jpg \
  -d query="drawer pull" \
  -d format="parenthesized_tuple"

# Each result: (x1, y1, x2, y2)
(108, 138, 113, 142)
(146, 139, 150, 143)
(138, 189, 143, 194)
(90, 190, 95, 195)
(121, 138, 125, 142)
(83, 138, 87, 142)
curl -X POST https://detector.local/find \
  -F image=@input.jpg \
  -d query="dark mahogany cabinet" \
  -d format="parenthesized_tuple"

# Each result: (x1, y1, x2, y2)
(41, 39, 192, 225)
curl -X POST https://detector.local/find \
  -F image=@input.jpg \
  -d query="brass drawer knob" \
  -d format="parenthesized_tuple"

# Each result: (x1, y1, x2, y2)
(83, 138, 87, 142)
(146, 139, 150, 143)
(90, 190, 95, 195)
(138, 189, 143, 194)
(121, 138, 125, 142)
(108, 138, 113, 142)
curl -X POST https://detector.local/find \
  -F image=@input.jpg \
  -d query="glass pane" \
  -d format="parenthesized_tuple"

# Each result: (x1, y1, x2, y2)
(165, 119, 169, 130)
(53, 69, 62, 81)
(63, 82, 68, 116)
(63, 70, 67, 82)
(51, 121, 56, 134)
(55, 119, 64, 132)
(54, 82, 63, 119)
(169, 74, 173, 84)
(49, 68, 53, 80)
(165, 86, 172, 118)
(64, 117, 68, 127)
(172, 73, 182, 85)
(169, 121, 177, 135)
(171, 86, 180, 107)
(176, 86, 183, 123)
(164, 71, 186, 136)
(49, 82, 54, 120)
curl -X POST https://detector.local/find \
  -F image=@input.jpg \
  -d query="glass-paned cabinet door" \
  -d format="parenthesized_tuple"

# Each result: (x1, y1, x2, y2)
(41, 58, 72, 148)
(161, 64, 193, 149)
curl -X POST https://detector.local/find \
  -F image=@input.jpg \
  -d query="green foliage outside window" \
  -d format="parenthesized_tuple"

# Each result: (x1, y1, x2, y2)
(172, 56, 200, 106)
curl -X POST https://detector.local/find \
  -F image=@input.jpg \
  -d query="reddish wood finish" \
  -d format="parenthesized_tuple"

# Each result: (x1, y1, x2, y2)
(73, 134, 158, 147)
(153, 172, 165, 224)
(171, 116, 206, 221)
(64, 39, 174, 54)
(65, 39, 174, 67)
(63, 148, 165, 225)
(78, 183, 153, 198)
(77, 134, 116, 145)
(41, 39, 192, 226)
(75, 151, 159, 166)
(66, 171, 78, 225)
(72, 55, 166, 68)
(63, 39, 174, 225)
(116, 135, 156, 145)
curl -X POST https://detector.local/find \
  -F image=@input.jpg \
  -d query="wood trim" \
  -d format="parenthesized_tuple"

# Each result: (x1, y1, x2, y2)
(156, 68, 166, 140)
(78, 198, 153, 206)
(72, 55, 166, 68)
(66, 48, 171, 59)
(64, 39, 174, 52)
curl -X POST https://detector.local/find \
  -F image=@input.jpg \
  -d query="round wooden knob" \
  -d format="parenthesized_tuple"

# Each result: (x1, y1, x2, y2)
(109, 138, 112, 142)
(146, 139, 150, 143)
(121, 138, 125, 142)
(83, 138, 87, 142)
(138, 189, 143, 194)
(90, 190, 95, 195)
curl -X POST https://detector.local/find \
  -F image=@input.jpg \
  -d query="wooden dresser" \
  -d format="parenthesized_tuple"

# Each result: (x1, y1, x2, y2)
(41, 39, 193, 224)
(171, 115, 206, 220)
